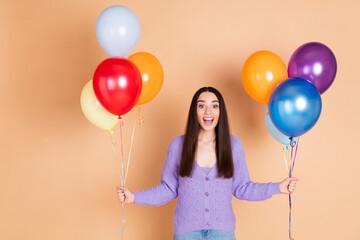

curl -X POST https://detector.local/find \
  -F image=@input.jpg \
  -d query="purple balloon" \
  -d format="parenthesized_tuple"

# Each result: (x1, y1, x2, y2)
(288, 42, 337, 94)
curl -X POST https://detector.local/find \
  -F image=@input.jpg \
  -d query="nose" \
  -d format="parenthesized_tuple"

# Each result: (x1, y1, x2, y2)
(205, 106, 211, 114)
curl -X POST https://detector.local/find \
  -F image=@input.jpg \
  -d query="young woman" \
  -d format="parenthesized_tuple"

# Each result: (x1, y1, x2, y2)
(117, 87, 298, 240)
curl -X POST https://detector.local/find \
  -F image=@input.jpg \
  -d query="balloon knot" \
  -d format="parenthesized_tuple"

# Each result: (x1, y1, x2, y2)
(139, 116, 144, 125)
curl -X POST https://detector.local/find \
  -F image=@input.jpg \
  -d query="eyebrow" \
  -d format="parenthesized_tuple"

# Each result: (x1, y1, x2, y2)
(197, 100, 219, 103)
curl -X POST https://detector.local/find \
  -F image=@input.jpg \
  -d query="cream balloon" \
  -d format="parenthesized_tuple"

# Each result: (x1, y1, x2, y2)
(80, 80, 118, 131)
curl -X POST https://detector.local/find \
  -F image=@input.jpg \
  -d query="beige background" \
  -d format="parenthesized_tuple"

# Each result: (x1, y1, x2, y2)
(1, 0, 359, 239)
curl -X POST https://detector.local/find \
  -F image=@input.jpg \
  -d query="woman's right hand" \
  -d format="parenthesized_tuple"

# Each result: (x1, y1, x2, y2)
(116, 186, 135, 204)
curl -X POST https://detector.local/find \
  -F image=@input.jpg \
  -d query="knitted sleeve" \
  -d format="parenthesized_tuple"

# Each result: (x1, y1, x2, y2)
(133, 137, 180, 206)
(231, 135, 280, 201)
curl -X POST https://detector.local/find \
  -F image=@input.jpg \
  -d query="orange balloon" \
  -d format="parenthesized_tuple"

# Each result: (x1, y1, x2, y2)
(128, 52, 164, 105)
(241, 50, 288, 104)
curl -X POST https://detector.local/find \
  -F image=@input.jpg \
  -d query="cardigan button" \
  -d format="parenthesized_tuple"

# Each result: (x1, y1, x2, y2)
(205, 208, 210, 212)
(205, 192, 209, 196)
(205, 177, 209, 181)
(206, 222, 211, 227)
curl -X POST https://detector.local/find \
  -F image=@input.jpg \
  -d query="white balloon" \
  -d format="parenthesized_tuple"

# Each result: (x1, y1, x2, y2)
(265, 107, 298, 145)
(96, 5, 141, 57)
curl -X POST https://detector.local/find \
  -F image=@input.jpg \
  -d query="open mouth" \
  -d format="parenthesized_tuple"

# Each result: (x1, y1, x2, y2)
(203, 117, 214, 126)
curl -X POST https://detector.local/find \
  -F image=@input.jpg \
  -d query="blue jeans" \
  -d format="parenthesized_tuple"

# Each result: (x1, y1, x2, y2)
(173, 230, 236, 240)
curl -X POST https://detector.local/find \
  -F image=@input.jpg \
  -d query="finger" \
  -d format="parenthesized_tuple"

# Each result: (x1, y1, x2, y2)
(287, 185, 295, 191)
(289, 181, 297, 186)
(119, 186, 128, 191)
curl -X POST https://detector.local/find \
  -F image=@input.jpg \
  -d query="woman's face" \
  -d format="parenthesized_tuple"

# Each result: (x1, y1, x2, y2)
(197, 92, 220, 131)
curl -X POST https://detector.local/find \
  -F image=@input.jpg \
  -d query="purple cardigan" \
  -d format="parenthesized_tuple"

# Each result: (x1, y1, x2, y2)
(134, 135, 280, 235)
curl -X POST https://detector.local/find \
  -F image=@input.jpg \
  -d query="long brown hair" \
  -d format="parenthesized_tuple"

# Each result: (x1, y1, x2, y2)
(179, 87, 234, 178)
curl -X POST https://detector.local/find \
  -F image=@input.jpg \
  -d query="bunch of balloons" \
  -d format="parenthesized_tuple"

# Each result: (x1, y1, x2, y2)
(79, 5, 165, 237)
(242, 42, 337, 145)
(80, 5, 164, 132)
(242, 42, 336, 240)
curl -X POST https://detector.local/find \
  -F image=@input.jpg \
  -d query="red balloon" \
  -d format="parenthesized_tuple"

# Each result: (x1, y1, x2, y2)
(93, 57, 142, 116)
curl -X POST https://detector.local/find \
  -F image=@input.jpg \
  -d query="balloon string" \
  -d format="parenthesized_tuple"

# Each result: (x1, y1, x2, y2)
(289, 140, 293, 240)
(287, 137, 300, 240)
(114, 107, 143, 238)
(282, 145, 290, 173)
(110, 131, 121, 185)
(292, 138, 299, 171)
(109, 125, 126, 239)
(116, 106, 143, 238)
(288, 139, 294, 240)
(124, 105, 141, 185)
(289, 193, 293, 240)
(119, 117, 125, 188)
(139, 106, 144, 125)
(118, 117, 127, 239)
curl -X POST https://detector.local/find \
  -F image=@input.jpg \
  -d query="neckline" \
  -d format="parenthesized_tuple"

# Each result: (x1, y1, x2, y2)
(195, 160, 216, 176)
(195, 160, 216, 169)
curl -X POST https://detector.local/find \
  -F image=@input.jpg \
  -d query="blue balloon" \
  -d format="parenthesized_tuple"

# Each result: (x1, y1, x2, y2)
(265, 107, 298, 145)
(96, 6, 141, 57)
(269, 77, 322, 137)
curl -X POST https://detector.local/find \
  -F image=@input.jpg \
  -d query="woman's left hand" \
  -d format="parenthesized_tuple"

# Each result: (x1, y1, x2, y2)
(279, 177, 299, 194)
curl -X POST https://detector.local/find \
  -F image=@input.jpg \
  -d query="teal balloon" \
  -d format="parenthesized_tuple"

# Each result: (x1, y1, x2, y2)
(265, 108, 298, 145)
(269, 77, 322, 137)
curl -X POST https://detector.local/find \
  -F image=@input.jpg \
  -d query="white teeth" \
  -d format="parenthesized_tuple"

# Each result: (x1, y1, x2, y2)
(204, 118, 214, 120)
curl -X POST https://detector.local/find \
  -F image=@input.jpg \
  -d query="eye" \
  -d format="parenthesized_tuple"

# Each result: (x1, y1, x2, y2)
(213, 105, 219, 109)
(198, 104, 204, 109)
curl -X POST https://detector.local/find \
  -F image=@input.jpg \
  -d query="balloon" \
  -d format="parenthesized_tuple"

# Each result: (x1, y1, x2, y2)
(242, 50, 288, 104)
(80, 80, 118, 131)
(288, 42, 337, 94)
(269, 77, 322, 137)
(265, 107, 298, 145)
(128, 52, 164, 105)
(96, 6, 141, 57)
(93, 57, 142, 116)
